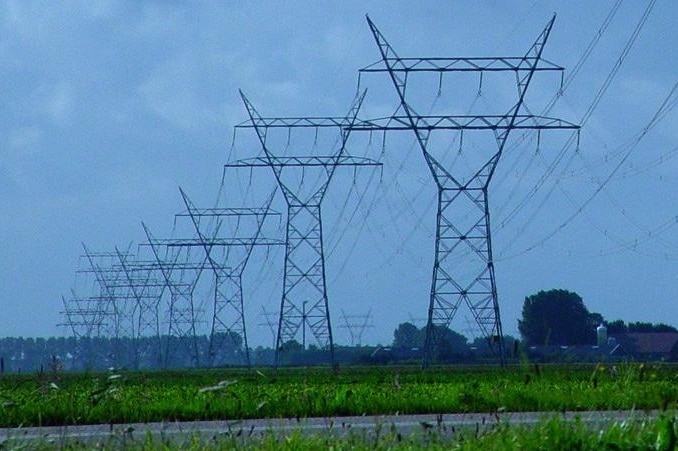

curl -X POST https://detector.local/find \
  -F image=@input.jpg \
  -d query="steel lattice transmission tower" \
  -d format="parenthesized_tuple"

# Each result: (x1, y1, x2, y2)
(61, 288, 109, 368)
(79, 246, 136, 367)
(176, 187, 282, 367)
(113, 249, 166, 368)
(339, 309, 374, 347)
(355, 15, 580, 365)
(61, 290, 107, 341)
(74, 245, 167, 368)
(228, 90, 380, 366)
(142, 224, 207, 368)
(63, 243, 168, 369)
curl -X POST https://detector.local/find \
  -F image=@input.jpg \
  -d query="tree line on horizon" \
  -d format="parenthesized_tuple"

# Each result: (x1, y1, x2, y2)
(518, 288, 677, 346)
(1, 288, 673, 372)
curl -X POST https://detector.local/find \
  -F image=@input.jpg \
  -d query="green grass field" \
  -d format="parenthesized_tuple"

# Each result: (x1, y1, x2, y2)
(0, 362, 676, 428)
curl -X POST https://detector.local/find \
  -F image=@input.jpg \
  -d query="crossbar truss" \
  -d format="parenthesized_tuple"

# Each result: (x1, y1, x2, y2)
(359, 14, 580, 366)
(234, 90, 381, 366)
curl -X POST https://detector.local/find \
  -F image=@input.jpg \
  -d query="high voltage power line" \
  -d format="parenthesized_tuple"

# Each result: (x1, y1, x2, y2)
(61, 7, 674, 369)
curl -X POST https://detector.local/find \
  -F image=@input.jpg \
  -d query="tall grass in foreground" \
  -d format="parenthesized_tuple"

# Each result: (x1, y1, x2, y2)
(0, 363, 677, 427)
(10, 414, 678, 450)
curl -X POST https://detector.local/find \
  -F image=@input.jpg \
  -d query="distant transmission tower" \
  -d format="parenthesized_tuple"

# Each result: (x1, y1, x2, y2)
(228, 90, 380, 366)
(176, 187, 282, 367)
(61, 290, 107, 340)
(80, 245, 136, 367)
(339, 308, 374, 346)
(258, 306, 279, 350)
(355, 15, 579, 366)
(61, 289, 109, 368)
(113, 249, 166, 369)
(142, 224, 207, 368)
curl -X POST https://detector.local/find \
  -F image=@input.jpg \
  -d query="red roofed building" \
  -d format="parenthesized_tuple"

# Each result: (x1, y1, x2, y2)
(611, 332, 678, 361)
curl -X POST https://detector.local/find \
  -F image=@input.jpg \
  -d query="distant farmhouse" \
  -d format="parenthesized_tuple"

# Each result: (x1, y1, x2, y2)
(525, 330, 678, 363)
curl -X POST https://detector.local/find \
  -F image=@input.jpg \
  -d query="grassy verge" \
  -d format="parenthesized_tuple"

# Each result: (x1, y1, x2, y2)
(0, 363, 676, 427)
(5, 414, 678, 450)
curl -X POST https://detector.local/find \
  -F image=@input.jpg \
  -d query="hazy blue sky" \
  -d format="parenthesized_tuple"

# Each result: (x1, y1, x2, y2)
(1, 1, 677, 347)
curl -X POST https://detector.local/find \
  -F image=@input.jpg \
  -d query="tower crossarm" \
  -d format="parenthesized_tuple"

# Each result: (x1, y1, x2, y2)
(175, 207, 281, 218)
(235, 117, 352, 129)
(80, 251, 133, 259)
(225, 156, 381, 168)
(360, 56, 564, 73)
(124, 251, 211, 272)
(234, 92, 371, 366)
(362, 14, 580, 367)
(141, 223, 213, 294)
(156, 237, 284, 247)
(350, 115, 579, 131)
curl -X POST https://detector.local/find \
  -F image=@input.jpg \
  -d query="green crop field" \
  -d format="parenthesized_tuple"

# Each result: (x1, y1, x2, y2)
(0, 362, 676, 428)
(1, 363, 677, 449)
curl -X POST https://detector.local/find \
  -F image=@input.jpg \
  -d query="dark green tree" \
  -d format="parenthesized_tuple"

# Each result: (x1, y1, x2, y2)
(606, 319, 628, 334)
(429, 325, 469, 361)
(282, 339, 303, 352)
(393, 322, 424, 348)
(518, 289, 598, 346)
(627, 322, 678, 333)
(470, 335, 518, 356)
(605, 320, 677, 334)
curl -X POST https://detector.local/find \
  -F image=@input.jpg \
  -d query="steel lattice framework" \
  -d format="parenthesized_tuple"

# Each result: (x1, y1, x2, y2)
(176, 188, 283, 367)
(82, 248, 129, 342)
(61, 291, 108, 340)
(339, 309, 374, 347)
(60, 290, 109, 369)
(142, 224, 209, 368)
(71, 245, 169, 368)
(227, 91, 380, 366)
(76, 246, 139, 367)
(355, 15, 580, 365)
(113, 250, 166, 368)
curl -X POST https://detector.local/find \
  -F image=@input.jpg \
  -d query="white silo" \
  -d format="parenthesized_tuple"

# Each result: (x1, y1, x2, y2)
(596, 323, 608, 347)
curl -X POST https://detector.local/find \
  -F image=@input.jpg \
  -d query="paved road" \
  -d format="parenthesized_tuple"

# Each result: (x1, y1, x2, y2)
(0, 410, 664, 445)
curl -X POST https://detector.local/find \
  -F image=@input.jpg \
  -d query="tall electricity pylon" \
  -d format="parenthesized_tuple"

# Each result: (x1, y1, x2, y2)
(142, 224, 208, 368)
(113, 249, 166, 369)
(258, 306, 279, 350)
(355, 15, 579, 366)
(176, 187, 282, 367)
(61, 290, 107, 340)
(80, 245, 137, 367)
(228, 90, 380, 366)
(339, 309, 374, 347)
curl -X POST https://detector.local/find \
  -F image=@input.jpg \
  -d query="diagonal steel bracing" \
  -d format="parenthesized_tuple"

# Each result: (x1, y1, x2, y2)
(357, 15, 579, 366)
(80, 245, 139, 367)
(177, 187, 282, 367)
(142, 224, 208, 368)
(114, 249, 166, 369)
(228, 90, 380, 366)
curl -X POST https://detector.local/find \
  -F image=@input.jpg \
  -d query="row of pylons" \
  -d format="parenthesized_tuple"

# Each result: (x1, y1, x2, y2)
(62, 15, 579, 369)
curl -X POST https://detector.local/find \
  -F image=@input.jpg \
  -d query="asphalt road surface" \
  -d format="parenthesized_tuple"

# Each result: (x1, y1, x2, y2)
(0, 409, 664, 446)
